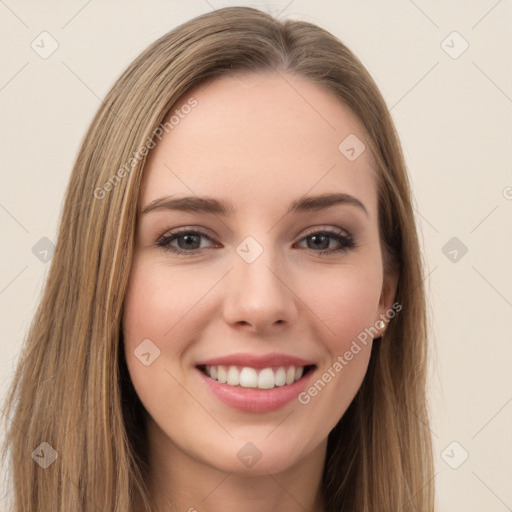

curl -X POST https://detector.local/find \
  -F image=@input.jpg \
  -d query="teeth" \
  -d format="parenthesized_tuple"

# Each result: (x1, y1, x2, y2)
(203, 365, 308, 389)
(274, 367, 286, 386)
(257, 368, 275, 389)
(227, 366, 240, 386)
(240, 367, 258, 388)
(217, 365, 227, 383)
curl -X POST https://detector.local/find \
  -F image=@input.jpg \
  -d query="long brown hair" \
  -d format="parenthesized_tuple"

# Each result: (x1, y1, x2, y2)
(1, 7, 434, 511)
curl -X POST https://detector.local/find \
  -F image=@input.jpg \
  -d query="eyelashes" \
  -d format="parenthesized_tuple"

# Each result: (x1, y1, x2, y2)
(155, 226, 357, 256)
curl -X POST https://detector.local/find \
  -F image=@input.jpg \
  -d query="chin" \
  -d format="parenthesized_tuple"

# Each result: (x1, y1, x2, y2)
(202, 435, 318, 476)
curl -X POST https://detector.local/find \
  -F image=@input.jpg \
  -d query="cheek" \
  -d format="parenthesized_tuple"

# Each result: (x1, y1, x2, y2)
(302, 262, 382, 350)
(296, 270, 379, 431)
(121, 259, 185, 384)
(121, 258, 222, 398)
(121, 260, 199, 426)
(122, 258, 211, 348)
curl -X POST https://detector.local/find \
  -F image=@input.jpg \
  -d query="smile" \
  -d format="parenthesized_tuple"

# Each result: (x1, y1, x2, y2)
(198, 364, 315, 390)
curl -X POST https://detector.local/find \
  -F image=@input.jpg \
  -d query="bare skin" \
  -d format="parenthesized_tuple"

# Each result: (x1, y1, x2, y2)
(122, 71, 398, 512)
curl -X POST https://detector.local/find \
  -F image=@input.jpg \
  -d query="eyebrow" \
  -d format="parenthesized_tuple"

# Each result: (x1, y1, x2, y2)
(142, 192, 369, 218)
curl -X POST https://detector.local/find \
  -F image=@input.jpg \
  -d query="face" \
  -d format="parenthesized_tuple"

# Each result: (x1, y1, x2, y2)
(122, 72, 398, 478)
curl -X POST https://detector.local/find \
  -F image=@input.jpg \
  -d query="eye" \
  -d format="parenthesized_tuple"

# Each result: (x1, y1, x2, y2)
(155, 227, 356, 256)
(156, 228, 217, 255)
(294, 228, 356, 255)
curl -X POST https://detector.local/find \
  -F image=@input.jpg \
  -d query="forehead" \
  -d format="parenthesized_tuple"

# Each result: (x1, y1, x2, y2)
(140, 72, 378, 219)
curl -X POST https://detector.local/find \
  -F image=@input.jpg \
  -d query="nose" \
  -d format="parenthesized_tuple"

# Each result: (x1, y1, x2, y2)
(222, 245, 298, 333)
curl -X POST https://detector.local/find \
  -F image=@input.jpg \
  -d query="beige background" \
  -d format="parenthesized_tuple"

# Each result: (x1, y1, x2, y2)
(1, 1, 511, 510)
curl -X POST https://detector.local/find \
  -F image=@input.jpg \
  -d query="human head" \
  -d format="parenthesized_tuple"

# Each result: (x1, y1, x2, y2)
(1, 7, 433, 512)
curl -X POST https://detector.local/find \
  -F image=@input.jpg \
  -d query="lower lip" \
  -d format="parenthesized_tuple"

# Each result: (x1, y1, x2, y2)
(197, 367, 315, 413)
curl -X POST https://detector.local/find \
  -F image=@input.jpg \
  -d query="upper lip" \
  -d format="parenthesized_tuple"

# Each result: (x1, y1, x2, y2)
(195, 352, 316, 369)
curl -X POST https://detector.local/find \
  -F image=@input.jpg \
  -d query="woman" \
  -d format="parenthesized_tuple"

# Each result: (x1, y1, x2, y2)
(1, 6, 435, 511)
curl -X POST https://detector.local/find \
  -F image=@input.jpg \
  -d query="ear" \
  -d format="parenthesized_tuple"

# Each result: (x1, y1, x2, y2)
(376, 269, 399, 336)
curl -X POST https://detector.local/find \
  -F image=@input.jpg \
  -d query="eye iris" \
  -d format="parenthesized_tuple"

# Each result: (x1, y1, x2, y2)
(309, 234, 329, 250)
(178, 234, 200, 250)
